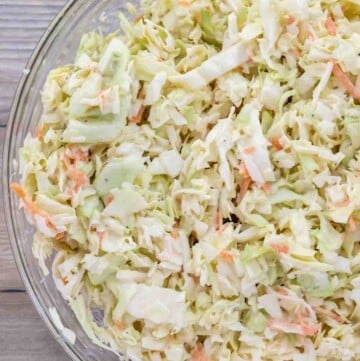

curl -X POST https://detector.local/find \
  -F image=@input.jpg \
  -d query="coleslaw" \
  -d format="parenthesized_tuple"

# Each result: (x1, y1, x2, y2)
(11, 0, 360, 360)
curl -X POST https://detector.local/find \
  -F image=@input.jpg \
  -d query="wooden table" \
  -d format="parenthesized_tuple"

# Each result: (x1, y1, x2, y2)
(0, 1, 69, 359)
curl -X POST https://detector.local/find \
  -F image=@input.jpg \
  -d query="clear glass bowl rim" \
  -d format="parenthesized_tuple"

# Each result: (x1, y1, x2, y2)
(2, 1, 91, 360)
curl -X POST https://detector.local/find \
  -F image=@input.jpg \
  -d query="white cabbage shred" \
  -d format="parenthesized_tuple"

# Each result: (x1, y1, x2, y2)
(12, 0, 360, 360)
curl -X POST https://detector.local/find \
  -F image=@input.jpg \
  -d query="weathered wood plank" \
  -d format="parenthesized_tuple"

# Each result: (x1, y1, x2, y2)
(0, 128, 24, 290)
(0, 1, 69, 359)
(0, 1, 66, 126)
(0, 293, 68, 361)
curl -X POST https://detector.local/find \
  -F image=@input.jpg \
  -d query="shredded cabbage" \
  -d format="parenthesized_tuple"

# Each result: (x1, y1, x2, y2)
(12, 0, 360, 360)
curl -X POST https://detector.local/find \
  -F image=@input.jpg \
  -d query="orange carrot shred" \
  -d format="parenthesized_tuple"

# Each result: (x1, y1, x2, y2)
(133, 15, 143, 22)
(219, 249, 234, 263)
(270, 243, 289, 254)
(67, 168, 87, 189)
(334, 198, 350, 207)
(262, 182, 272, 195)
(325, 16, 337, 36)
(55, 232, 66, 241)
(287, 15, 296, 25)
(179, 0, 191, 7)
(115, 320, 126, 331)
(307, 31, 315, 41)
(239, 162, 250, 178)
(98, 231, 107, 241)
(35, 125, 43, 139)
(349, 216, 357, 232)
(268, 318, 319, 336)
(215, 211, 222, 231)
(11, 183, 39, 214)
(98, 89, 108, 113)
(171, 227, 179, 239)
(191, 344, 211, 361)
(332, 62, 360, 102)
(130, 105, 145, 124)
(98, 231, 107, 250)
(11, 183, 58, 232)
(189, 273, 200, 283)
(10, 183, 27, 200)
(61, 277, 69, 285)
(243, 145, 255, 154)
(271, 137, 283, 150)
(277, 288, 288, 296)
(292, 48, 301, 59)
(313, 307, 345, 324)
(238, 177, 252, 202)
(105, 194, 114, 205)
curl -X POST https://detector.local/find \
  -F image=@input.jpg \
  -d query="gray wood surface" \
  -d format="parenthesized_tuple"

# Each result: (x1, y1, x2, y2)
(0, 1, 69, 360)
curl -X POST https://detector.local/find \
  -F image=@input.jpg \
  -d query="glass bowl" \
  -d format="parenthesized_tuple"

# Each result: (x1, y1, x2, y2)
(2, 1, 138, 360)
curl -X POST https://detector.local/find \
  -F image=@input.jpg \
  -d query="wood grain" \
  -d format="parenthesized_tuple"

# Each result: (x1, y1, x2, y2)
(0, 293, 66, 361)
(0, 1, 69, 360)
(0, 129, 24, 291)
(0, 1, 66, 125)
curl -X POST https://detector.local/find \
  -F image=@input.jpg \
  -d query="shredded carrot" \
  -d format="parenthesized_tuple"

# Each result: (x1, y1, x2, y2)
(349, 216, 357, 232)
(243, 145, 255, 154)
(189, 273, 200, 283)
(215, 211, 222, 231)
(105, 194, 114, 205)
(287, 15, 296, 25)
(35, 125, 43, 139)
(300, 323, 320, 336)
(270, 243, 289, 254)
(74, 149, 89, 162)
(171, 227, 179, 239)
(179, 0, 191, 7)
(328, 312, 344, 324)
(262, 182, 272, 195)
(11, 183, 58, 232)
(238, 177, 252, 202)
(130, 105, 145, 124)
(133, 15, 143, 23)
(10, 183, 27, 200)
(277, 288, 289, 296)
(98, 231, 107, 250)
(64, 146, 89, 168)
(307, 31, 315, 41)
(98, 89, 108, 113)
(55, 232, 66, 241)
(46, 218, 57, 230)
(98, 231, 107, 241)
(296, 310, 321, 335)
(61, 277, 69, 285)
(219, 249, 234, 264)
(313, 307, 344, 324)
(325, 16, 337, 36)
(334, 198, 350, 207)
(332, 62, 360, 102)
(67, 167, 87, 190)
(115, 320, 126, 331)
(271, 137, 283, 150)
(292, 48, 301, 59)
(191, 344, 211, 361)
(11, 183, 40, 214)
(268, 318, 319, 336)
(238, 162, 250, 178)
